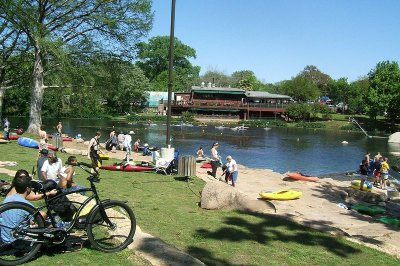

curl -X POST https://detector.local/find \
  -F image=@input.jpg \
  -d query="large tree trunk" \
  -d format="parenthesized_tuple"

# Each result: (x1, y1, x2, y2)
(27, 46, 44, 134)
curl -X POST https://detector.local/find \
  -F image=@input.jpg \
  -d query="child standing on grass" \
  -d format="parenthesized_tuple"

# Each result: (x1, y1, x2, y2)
(381, 157, 390, 190)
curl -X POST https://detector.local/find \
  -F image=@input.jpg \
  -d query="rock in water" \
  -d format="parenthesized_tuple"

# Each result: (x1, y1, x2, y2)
(388, 132, 400, 143)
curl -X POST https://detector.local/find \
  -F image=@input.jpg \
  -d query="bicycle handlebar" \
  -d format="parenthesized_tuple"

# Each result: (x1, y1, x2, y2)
(75, 161, 100, 180)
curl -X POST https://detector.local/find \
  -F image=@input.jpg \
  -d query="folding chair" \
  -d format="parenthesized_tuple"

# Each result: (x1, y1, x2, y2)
(155, 157, 171, 175)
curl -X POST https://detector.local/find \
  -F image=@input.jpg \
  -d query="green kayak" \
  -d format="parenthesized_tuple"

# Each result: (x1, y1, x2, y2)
(351, 203, 386, 216)
(376, 216, 400, 227)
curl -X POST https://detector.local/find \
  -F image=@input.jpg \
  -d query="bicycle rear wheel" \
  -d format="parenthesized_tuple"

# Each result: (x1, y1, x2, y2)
(86, 200, 136, 252)
(0, 202, 45, 265)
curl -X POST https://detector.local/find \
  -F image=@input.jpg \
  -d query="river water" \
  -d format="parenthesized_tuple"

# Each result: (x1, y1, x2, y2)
(8, 117, 400, 176)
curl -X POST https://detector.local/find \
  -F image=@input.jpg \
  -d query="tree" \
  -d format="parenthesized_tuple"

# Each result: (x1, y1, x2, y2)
(0, 0, 153, 132)
(347, 77, 369, 114)
(278, 76, 320, 102)
(136, 36, 200, 91)
(299, 65, 332, 95)
(326, 77, 350, 113)
(232, 70, 258, 90)
(201, 70, 232, 87)
(0, 20, 31, 120)
(365, 61, 400, 120)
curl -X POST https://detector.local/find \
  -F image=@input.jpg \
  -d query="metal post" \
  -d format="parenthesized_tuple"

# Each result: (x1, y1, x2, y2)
(166, 0, 176, 146)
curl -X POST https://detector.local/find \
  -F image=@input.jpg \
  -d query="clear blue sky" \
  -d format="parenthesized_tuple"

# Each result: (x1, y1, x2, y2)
(147, 0, 400, 84)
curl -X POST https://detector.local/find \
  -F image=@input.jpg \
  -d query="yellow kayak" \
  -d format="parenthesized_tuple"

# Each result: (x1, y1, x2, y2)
(99, 153, 110, 160)
(351, 180, 372, 192)
(259, 190, 302, 200)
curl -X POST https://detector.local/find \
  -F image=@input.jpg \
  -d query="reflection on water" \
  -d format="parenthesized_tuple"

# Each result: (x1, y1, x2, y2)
(9, 117, 393, 176)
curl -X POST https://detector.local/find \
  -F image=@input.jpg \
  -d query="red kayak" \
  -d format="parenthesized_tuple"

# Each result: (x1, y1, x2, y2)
(47, 144, 58, 151)
(48, 135, 73, 141)
(201, 162, 212, 168)
(287, 172, 319, 182)
(0, 135, 19, 140)
(100, 164, 155, 172)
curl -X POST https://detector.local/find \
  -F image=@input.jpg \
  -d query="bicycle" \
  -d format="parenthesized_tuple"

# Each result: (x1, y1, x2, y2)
(0, 162, 136, 265)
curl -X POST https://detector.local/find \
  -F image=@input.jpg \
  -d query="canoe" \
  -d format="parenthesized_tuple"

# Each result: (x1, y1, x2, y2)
(259, 190, 302, 200)
(0, 134, 20, 140)
(286, 172, 319, 182)
(351, 180, 372, 192)
(17, 137, 39, 148)
(376, 216, 400, 227)
(100, 164, 155, 172)
(99, 153, 110, 160)
(48, 135, 73, 141)
(351, 203, 385, 216)
(47, 144, 58, 151)
(201, 162, 212, 168)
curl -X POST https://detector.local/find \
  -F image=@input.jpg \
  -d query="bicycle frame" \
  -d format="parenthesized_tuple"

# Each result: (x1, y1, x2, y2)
(1, 163, 115, 244)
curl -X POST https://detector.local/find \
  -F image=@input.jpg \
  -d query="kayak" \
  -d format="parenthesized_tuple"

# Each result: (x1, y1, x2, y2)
(286, 172, 319, 182)
(99, 153, 110, 160)
(201, 162, 212, 168)
(48, 135, 73, 141)
(100, 164, 155, 172)
(47, 144, 58, 151)
(351, 203, 385, 216)
(17, 137, 39, 148)
(376, 216, 400, 227)
(259, 190, 302, 200)
(351, 180, 372, 192)
(0, 139, 10, 144)
(0, 134, 20, 140)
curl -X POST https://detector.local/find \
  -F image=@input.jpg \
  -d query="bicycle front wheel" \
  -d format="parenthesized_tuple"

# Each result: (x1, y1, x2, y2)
(86, 200, 136, 252)
(0, 202, 45, 265)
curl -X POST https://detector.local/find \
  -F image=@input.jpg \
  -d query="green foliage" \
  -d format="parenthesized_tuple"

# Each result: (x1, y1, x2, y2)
(181, 111, 195, 123)
(278, 76, 320, 102)
(286, 103, 311, 121)
(365, 61, 400, 120)
(201, 70, 232, 87)
(136, 36, 201, 91)
(339, 123, 360, 131)
(295, 121, 327, 129)
(299, 65, 332, 95)
(3, 86, 31, 116)
(232, 70, 258, 90)
(244, 119, 287, 128)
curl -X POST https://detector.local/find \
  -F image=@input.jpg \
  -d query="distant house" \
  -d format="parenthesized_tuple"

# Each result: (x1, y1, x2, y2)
(171, 86, 292, 119)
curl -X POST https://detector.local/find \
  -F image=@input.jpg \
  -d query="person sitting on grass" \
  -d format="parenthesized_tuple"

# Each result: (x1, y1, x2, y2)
(59, 156, 86, 193)
(2, 170, 57, 241)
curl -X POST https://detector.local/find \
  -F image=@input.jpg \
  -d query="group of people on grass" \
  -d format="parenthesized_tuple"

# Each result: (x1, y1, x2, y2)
(197, 142, 239, 187)
(360, 152, 390, 190)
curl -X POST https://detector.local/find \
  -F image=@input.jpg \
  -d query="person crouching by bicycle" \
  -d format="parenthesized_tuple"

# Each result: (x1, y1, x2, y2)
(1, 170, 57, 243)
(87, 131, 102, 171)
(5, 170, 58, 202)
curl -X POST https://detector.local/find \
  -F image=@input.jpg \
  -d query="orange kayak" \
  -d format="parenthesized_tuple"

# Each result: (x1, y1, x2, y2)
(287, 172, 319, 182)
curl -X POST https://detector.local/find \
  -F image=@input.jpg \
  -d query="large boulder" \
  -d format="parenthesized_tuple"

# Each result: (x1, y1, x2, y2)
(388, 132, 400, 143)
(200, 181, 276, 213)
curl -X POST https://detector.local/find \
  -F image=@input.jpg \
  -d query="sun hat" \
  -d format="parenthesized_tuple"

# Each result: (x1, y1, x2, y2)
(144, 143, 149, 147)
(213, 142, 219, 146)
(129, 130, 135, 134)
(226, 155, 232, 161)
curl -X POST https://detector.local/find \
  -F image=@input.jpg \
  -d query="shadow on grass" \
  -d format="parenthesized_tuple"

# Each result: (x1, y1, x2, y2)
(190, 210, 361, 265)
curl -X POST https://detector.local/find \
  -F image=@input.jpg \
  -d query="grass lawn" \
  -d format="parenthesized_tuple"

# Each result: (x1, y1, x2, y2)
(1, 137, 400, 265)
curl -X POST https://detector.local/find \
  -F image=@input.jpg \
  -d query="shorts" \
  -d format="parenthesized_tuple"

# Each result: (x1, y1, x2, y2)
(383, 173, 389, 180)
